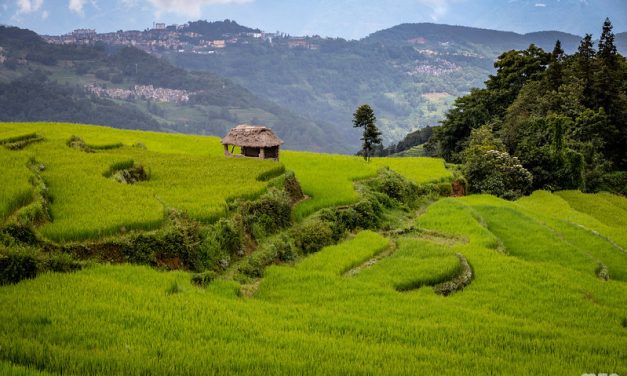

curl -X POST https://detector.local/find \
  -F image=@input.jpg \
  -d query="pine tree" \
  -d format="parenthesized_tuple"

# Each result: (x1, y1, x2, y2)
(352, 104, 382, 161)
(594, 18, 627, 169)
(547, 40, 564, 91)
(598, 17, 617, 65)
(576, 34, 595, 107)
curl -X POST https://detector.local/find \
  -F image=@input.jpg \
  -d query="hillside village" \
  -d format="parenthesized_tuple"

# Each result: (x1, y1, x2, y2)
(85, 84, 192, 104)
(43, 21, 323, 54)
(42, 21, 454, 76)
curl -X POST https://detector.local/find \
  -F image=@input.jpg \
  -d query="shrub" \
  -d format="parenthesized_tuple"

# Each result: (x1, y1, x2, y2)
(1, 223, 38, 245)
(238, 233, 298, 278)
(44, 252, 82, 273)
(66, 135, 94, 153)
(104, 160, 150, 184)
(240, 189, 291, 239)
(0, 247, 39, 285)
(364, 168, 421, 208)
(293, 220, 334, 254)
(464, 149, 533, 200)
(123, 210, 204, 271)
(191, 271, 217, 287)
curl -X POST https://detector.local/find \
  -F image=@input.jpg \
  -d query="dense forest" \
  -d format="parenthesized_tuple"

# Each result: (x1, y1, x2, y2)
(427, 19, 627, 197)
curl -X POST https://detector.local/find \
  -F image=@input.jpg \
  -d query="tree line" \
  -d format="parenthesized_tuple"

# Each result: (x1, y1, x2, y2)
(425, 18, 626, 197)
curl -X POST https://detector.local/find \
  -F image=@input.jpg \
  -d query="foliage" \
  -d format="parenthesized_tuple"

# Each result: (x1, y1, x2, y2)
(292, 219, 334, 254)
(462, 125, 532, 199)
(353, 104, 382, 161)
(431, 19, 627, 194)
(240, 189, 292, 239)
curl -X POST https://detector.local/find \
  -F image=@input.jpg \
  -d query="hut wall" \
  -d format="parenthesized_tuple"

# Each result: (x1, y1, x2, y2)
(242, 146, 261, 158)
(264, 146, 279, 159)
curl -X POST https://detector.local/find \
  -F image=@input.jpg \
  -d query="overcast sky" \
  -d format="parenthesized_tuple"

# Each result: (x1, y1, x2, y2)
(1, 0, 625, 39)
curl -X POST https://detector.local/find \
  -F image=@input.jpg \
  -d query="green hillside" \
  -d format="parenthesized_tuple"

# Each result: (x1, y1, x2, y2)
(0, 123, 625, 375)
(164, 23, 596, 145)
(0, 26, 345, 153)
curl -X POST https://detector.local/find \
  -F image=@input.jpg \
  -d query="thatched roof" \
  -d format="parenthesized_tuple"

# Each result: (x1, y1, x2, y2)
(221, 124, 284, 148)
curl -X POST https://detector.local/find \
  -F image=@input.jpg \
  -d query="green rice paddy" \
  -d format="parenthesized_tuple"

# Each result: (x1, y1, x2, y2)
(0, 122, 625, 375)
(0, 122, 451, 241)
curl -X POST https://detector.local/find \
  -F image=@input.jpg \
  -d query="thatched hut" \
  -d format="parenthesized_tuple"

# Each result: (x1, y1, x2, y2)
(221, 124, 284, 161)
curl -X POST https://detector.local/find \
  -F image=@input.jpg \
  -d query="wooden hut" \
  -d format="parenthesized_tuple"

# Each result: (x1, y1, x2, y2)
(221, 124, 284, 161)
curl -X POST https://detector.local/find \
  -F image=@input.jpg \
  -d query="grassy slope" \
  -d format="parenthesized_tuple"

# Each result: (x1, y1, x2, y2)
(1, 123, 625, 374)
(0, 122, 451, 239)
(0, 123, 278, 241)
(0, 194, 625, 374)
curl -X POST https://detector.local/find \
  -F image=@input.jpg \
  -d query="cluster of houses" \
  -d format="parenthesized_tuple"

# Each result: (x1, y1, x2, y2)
(85, 84, 191, 104)
(43, 24, 320, 54)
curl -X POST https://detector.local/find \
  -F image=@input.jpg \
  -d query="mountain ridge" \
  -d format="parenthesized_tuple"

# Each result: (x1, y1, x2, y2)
(0, 26, 346, 152)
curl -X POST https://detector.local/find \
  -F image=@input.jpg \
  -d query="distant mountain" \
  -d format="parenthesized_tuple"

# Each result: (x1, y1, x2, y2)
(617, 32, 627, 54)
(363, 23, 583, 54)
(165, 22, 611, 146)
(0, 26, 345, 152)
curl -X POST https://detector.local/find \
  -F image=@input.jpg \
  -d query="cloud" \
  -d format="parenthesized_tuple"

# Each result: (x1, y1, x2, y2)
(415, 0, 456, 21)
(16, 0, 44, 14)
(68, 0, 87, 14)
(534, 3, 547, 7)
(147, 0, 253, 18)
(41, 9, 48, 18)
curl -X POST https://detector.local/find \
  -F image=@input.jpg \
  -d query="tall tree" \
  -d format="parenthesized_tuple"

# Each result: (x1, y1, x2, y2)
(353, 104, 382, 161)
(547, 40, 564, 91)
(598, 18, 617, 64)
(576, 34, 595, 107)
(594, 18, 627, 168)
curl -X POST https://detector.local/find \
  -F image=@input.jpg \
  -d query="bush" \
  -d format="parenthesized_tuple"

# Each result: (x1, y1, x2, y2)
(123, 210, 204, 271)
(293, 220, 334, 254)
(240, 189, 291, 239)
(0, 247, 38, 285)
(597, 171, 627, 195)
(238, 233, 298, 278)
(44, 252, 82, 273)
(367, 168, 418, 205)
(191, 271, 217, 287)
(464, 149, 533, 199)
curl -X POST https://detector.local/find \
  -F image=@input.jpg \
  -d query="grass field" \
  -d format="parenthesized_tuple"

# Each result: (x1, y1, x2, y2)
(0, 192, 625, 375)
(1, 122, 625, 374)
(0, 122, 450, 240)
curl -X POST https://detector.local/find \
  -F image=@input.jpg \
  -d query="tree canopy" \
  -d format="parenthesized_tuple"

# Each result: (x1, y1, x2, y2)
(429, 18, 627, 196)
(353, 104, 382, 161)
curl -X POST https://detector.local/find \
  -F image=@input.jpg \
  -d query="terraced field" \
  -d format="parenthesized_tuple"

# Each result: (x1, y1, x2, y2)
(0, 193, 625, 374)
(1, 123, 625, 375)
(0, 122, 451, 241)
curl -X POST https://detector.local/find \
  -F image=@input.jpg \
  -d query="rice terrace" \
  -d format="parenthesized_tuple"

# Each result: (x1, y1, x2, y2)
(1, 3, 627, 375)
(0, 121, 625, 375)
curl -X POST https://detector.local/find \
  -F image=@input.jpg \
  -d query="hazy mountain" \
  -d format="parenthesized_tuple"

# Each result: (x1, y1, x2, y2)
(617, 32, 627, 53)
(166, 22, 620, 146)
(363, 23, 583, 54)
(0, 26, 345, 152)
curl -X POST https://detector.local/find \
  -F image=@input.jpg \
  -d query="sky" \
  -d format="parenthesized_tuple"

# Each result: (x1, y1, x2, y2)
(0, 0, 625, 39)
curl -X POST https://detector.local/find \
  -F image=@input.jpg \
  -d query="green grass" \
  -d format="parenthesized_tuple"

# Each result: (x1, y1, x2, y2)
(556, 190, 627, 228)
(1, 122, 625, 374)
(0, 123, 279, 241)
(0, 122, 451, 239)
(0, 151, 33, 221)
(295, 230, 389, 275)
(353, 238, 461, 291)
(1, 194, 625, 374)
(282, 151, 451, 219)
